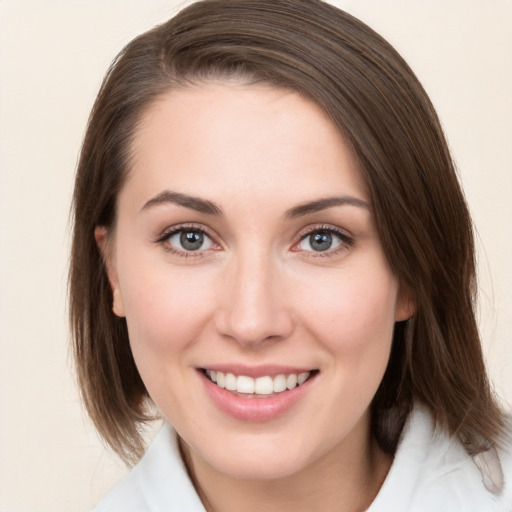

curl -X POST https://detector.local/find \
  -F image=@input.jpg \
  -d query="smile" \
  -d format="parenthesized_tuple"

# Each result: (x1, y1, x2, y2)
(203, 369, 314, 397)
(200, 367, 319, 421)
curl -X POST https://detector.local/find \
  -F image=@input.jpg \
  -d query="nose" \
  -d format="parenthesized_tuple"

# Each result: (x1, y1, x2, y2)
(214, 248, 294, 348)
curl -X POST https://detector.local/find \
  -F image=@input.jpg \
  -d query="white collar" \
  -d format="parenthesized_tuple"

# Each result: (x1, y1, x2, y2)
(95, 404, 512, 511)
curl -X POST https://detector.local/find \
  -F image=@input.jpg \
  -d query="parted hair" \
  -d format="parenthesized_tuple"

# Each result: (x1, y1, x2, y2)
(70, 0, 505, 463)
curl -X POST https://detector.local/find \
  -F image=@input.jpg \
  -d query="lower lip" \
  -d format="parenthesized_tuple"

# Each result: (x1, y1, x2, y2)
(200, 371, 316, 422)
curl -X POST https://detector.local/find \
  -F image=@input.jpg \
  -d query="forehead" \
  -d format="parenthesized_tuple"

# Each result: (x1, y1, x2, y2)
(124, 83, 368, 210)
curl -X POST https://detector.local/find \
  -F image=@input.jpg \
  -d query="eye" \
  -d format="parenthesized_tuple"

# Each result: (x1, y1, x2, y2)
(166, 228, 214, 252)
(296, 228, 350, 253)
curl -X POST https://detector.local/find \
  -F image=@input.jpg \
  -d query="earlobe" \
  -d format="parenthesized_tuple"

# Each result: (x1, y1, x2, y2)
(112, 288, 126, 317)
(94, 226, 126, 318)
(395, 287, 416, 322)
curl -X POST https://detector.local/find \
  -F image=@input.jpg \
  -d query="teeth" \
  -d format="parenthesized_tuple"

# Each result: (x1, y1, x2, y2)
(255, 376, 273, 395)
(298, 372, 309, 385)
(206, 370, 312, 395)
(286, 373, 297, 390)
(237, 375, 255, 393)
(273, 374, 287, 393)
(216, 371, 225, 388)
(225, 373, 237, 391)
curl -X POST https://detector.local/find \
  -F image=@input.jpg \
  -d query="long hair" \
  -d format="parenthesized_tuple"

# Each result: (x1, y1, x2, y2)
(70, 0, 505, 463)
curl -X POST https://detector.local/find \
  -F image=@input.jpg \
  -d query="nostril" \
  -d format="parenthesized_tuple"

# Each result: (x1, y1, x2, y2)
(214, 305, 295, 348)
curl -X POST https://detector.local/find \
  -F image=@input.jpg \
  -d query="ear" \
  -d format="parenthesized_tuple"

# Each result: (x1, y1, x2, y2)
(95, 226, 126, 318)
(395, 284, 416, 322)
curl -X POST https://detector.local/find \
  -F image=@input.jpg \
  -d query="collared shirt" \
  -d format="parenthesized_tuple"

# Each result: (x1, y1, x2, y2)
(93, 405, 512, 511)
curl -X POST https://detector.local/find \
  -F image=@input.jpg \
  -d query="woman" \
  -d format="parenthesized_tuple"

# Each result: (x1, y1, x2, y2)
(70, 0, 511, 510)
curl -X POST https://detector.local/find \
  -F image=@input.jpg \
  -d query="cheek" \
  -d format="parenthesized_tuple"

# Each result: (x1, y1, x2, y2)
(300, 263, 398, 427)
(116, 254, 217, 360)
(117, 262, 219, 418)
(296, 258, 398, 365)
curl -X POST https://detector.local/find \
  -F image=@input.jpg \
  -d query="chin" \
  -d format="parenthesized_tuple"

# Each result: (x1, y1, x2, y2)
(185, 430, 323, 482)
(210, 452, 308, 481)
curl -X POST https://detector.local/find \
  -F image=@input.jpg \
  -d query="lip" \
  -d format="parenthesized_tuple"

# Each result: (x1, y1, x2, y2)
(198, 366, 318, 422)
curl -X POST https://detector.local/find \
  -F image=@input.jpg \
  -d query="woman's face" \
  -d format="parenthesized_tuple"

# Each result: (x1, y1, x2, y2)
(99, 83, 411, 480)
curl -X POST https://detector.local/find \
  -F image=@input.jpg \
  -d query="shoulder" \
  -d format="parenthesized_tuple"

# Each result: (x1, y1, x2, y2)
(369, 404, 512, 512)
(496, 418, 512, 507)
(92, 409, 512, 511)
(92, 422, 205, 512)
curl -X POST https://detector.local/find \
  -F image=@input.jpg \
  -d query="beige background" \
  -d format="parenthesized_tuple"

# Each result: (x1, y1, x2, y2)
(0, 1, 511, 510)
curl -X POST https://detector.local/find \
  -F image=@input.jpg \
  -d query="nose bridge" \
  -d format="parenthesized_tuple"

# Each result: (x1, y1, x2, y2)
(216, 244, 292, 346)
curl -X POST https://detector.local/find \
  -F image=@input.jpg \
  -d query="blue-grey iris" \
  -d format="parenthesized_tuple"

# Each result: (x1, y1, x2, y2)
(181, 231, 204, 251)
(310, 231, 332, 251)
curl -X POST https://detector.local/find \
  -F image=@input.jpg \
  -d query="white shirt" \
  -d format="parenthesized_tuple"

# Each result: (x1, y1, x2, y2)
(93, 405, 512, 511)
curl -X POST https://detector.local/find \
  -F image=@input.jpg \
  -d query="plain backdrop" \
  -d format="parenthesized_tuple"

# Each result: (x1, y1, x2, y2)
(1, 1, 511, 510)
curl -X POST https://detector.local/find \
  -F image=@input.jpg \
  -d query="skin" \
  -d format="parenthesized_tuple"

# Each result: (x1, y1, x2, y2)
(97, 83, 414, 512)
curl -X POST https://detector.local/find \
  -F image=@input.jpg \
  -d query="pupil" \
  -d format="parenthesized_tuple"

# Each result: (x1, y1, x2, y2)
(180, 231, 203, 251)
(310, 231, 332, 251)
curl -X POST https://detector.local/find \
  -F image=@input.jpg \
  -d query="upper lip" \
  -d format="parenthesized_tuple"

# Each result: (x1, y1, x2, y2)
(198, 364, 316, 378)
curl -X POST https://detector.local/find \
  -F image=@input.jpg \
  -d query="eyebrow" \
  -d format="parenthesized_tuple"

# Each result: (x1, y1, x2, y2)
(141, 191, 222, 216)
(141, 191, 369, 218)
(284, 196, 370, 219)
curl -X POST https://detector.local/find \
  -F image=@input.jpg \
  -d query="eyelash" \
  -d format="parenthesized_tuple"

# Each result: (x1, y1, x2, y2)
(155, 223, 354, 258)
(294, 224, 354, 258)
(155, 223, 219, 258)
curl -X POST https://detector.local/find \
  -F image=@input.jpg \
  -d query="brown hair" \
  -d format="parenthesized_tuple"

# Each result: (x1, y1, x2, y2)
(70, 0, 505, 463)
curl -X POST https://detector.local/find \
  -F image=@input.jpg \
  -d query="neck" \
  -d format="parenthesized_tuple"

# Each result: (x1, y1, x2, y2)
(180, 417, 392, 512)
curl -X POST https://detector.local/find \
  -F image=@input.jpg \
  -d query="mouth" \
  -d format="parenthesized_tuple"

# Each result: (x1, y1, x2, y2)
(200, 368, 318, 398)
